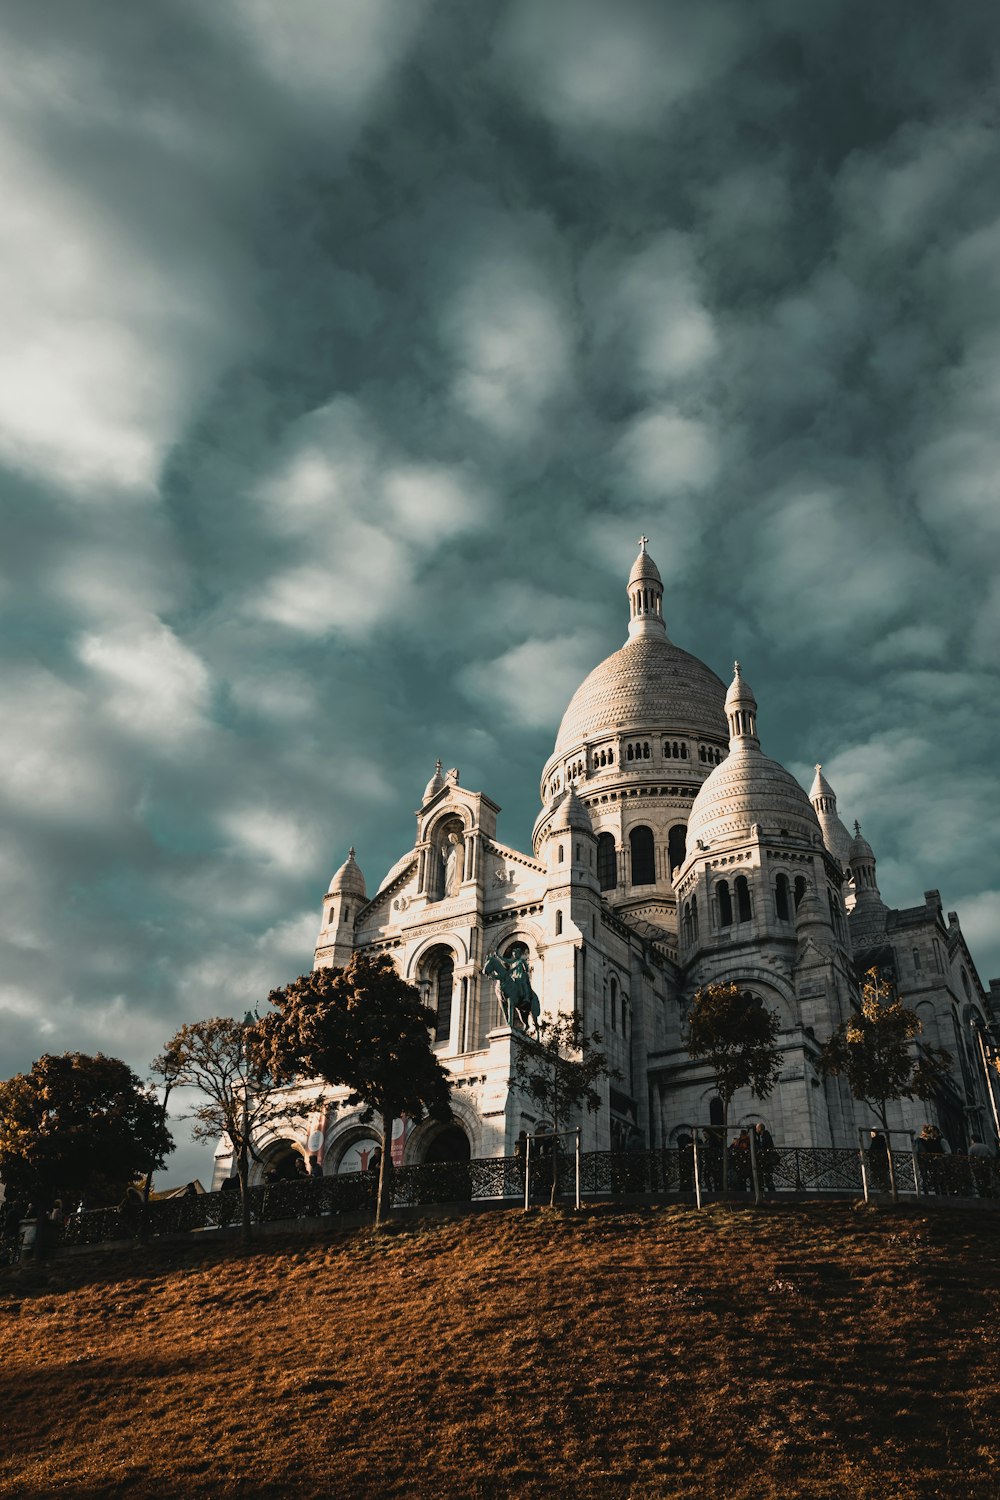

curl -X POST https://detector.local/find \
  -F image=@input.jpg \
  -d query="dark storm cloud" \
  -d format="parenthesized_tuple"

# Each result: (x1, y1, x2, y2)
(2, 0, 999, 1169)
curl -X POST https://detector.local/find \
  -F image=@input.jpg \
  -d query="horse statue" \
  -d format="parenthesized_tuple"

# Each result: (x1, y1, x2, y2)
(483, 947, 541, 1034)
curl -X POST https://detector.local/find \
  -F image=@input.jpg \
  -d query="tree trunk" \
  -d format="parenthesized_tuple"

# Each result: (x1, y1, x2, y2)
(721, 1098, 730, 1196)
(376, 1115, 394, 1228)
(238, 1136, 252, 1246)
(878, 1104, 898, 1203)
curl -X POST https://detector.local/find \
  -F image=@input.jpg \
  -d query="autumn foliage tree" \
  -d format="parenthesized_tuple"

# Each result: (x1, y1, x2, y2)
(259, 952, 453, 1226)
(509, 1014, 619, 1206)
(153, 1016, 305, 1246)
(685, 983, 781, 1192)
(0, 1053, 173, 1213)
(819, 967, 952, 1196)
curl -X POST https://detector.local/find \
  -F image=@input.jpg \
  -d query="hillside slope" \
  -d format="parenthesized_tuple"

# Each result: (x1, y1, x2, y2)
(2, 1203, 998, 1499)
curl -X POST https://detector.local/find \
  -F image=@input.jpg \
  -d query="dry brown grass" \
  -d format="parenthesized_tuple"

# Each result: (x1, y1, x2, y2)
(2, 1201, 999, 1499)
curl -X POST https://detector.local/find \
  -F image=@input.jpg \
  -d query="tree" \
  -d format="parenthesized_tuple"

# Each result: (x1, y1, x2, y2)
(509, 1013, 619, 1206)
(0, 1052, 173, 1214)
(153, 1016, 308, 1246)
(685, 983, 781, 1193)
(819, 967, 952, 1198)
(259, 952, 453, 1226)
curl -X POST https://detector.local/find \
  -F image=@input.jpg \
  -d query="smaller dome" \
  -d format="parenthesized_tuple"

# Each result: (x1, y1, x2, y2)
(422, 759, 445, 803)
(795, 884, 829, 931)
(327, 847, 366, 898)
(809, 764, 836, 803)
(725, 660, 756, 714)
(849, 821, 875, 864)
(687, 662, 819, 849)
(628, 544, 663, 588)
(549, 787, 594, 836)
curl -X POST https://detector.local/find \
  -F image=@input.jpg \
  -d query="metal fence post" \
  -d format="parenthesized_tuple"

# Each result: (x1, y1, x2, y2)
(575, 1128, 581, 1210)
(749, 1126, 761, 1207)
(692, 1128, 703, 1211)
(909, 1131, 921, 1196)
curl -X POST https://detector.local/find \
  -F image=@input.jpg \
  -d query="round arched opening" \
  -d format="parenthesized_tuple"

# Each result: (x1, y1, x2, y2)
(336, 1136, 382, 1176)
(258, 1140, 306, 1182)
(423, 1126, 471, 1164)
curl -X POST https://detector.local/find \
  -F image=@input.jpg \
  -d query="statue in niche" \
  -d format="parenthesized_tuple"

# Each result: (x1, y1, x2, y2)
(441, 831, 465, 897)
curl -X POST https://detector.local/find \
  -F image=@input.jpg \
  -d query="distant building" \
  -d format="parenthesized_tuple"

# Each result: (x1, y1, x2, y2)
(214, 541, 1000, 1183)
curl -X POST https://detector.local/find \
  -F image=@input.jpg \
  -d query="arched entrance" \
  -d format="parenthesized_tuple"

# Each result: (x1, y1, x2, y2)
(256, 1140, 306, 1182)
(423, 1125, 471, 1164)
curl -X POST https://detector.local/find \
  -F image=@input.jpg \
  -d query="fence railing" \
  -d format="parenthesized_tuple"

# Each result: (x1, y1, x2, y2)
(5, 1145, 998, 1257)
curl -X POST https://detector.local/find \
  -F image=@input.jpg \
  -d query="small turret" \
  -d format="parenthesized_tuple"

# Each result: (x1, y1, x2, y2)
(316, 848, 365, 969)
(724, 661, 759, 747)
(422, 760, 445, 804)
(809, 764, 854, 871)
(626, 536, 667, 641)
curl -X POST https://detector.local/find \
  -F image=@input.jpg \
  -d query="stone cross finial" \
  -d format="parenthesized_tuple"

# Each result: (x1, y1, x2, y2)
(854, 821, 861, 837)
(815, 763, 822, 773)
(348, 846, 355, 858)
(733, 660, 741, 676)
(638, 534, 648, 551)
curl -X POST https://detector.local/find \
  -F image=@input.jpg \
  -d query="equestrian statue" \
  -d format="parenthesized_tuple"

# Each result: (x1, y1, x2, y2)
(483, 946, 541, 1034)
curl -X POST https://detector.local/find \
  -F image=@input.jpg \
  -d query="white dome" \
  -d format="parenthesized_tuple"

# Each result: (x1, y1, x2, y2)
(327, 848, 366, 898)
(686, 744, 821, 849)
(552, 635, 727, 757)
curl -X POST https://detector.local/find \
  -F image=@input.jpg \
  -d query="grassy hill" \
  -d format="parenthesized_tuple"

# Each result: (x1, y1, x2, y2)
(2, 1201, 999, 1499)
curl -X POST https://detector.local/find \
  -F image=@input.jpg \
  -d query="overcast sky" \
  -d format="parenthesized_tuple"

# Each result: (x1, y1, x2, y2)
(2, 0, 998, 1183)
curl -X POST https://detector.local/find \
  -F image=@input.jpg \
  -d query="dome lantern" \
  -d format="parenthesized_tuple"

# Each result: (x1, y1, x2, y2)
(627, 536, 667, 641)
(725, 661, 759, 747)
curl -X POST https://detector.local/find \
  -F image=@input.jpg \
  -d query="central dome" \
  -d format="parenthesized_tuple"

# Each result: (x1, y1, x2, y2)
(553, 635, 727, 756)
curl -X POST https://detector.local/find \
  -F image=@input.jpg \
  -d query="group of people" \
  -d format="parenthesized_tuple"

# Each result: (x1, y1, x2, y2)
(674, 1123, 779, 1194)
(865, 1125, 997, 1197)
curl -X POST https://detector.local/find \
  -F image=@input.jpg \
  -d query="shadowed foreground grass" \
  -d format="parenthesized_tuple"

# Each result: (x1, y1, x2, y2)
(2, 1202, 998, 1499)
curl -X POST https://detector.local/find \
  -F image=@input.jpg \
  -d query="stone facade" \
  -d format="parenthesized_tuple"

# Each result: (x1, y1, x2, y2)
(213, 542, 1000, 1185)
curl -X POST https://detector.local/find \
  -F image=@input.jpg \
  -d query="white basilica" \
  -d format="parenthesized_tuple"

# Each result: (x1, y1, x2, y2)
(217, 541, 1000, 1183)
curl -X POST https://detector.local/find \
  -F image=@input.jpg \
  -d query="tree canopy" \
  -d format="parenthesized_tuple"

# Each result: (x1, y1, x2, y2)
(819, 967, 952, 1136)
(509, 1013, 619, 1205)
(153, 1015, 302, 1244)
(260, 952, 453, 1224)
(0, 1052, 173, 1211)
(685, 983, 781, 1190)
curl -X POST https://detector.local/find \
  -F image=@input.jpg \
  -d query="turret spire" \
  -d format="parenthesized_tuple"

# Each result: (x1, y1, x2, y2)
(626, 537, 667, 640)
(724, 660, 759, 747)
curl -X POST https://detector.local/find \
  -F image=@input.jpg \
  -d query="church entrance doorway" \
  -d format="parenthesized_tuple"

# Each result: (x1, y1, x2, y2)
(423, 1126, 471, 1164)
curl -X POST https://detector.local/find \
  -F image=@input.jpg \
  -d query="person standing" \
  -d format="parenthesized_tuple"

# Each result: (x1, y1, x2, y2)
(754, 1123, 777, 1193)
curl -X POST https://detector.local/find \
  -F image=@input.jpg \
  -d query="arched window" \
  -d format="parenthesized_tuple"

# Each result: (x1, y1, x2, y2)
(735, 875, 751, 922)
(667, 824, 687, 874)
(913, 947, 922, 973)
(555, 909, 563, 936)
(793, 875, 807, 911)
(597, 833, 617, 891)
(709, 1097, 724, 1129)
(642, 742, 651, 759)
(717, 880, 732, 927)
(682, 900, 692, 946)
(629, 825, 655, 886)
(775, 874, 790, 922)
(681, 743, 688, 759)
(691, 894, 699, 939)
(610, 977, 618, 1030)
(626, 743, 634, 761)
(557, 843, 564, 863)
(424, 948, 454, 1046)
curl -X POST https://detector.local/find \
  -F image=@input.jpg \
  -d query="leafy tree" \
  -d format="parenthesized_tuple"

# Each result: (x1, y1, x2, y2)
(259, 952, 453, 1226)
(153, 1016, 308, 1245)
(0, 1052, 173, 1214)
(509, 1013, 619, 1206)
(819, 967, 952, 1198)
(685, 983, 781, 1193)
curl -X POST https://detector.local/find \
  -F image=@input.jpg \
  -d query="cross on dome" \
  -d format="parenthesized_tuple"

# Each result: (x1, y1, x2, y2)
(638, 534, 649, 552)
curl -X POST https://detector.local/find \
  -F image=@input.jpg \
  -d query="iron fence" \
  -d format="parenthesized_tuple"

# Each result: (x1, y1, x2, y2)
(4, 1145, 998, 1258)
